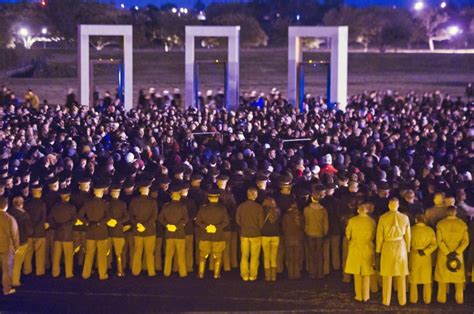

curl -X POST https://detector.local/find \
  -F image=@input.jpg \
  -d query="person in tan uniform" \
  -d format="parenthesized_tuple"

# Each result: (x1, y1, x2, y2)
(345, 203, 376, 302)
(150, 182, 164, 273)
(78, 182, 110, 280)
(376, 197, 411, 306)
(120, 179, 135, 271)
(195, 189, 229, 279)
(261, 197, 281, 281)
(216, 175, 237, 272)
(129, 179, 158, 277)
(158, 185, 189, 278)
(435, 206, 469, 304)
(48, 188, 76, 279)
(282, 201, 305, 280)
(236, 187, 265, 281)
(0, 197, 19, 295)
(409, 213, 437, 304)
(304, 185, 329, 279)
(9, 196, 33, 287)
(107, 183, 129, 277)
(43, 177, 60, 270)
(70, 177, 91, 267)
(180, 182, 197, 273)
(23, 184, 47, 276)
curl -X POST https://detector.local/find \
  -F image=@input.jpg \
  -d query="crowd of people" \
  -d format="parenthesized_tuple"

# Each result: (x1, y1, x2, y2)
(0, 85, 473, 307)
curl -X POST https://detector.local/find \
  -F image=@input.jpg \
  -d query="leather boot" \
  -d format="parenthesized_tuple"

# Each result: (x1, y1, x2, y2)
(198, 260, 206, 279)
(264, 268, 271, 281)
(117, 256, 125, 277)
(270, 267, 277, 281)
(214, 259, 222, 279)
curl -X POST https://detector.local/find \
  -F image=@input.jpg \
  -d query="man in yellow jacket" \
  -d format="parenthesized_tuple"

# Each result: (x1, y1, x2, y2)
(345, 203, 376, 302)
(409, 213, 437, 304)
(376, 197, 411, 306)
(434, 205, 469, 304)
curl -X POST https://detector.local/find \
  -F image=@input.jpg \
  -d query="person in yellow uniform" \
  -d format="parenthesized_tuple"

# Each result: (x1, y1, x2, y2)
(345, 203, 376, 302)
(78, 181, 110, 280)
(23, 184, 47, 276)
(48, 188, 76, 279)
(129, 179, 158, 277)
(0, 197, 19, 296)
(158, 185, 189, 278)
(408, 213, 437, 304)
(375, 197, 411, 306)
(107, 183, 129, 277)
(195, 189, 229, 279)
(434, 205, 469, 304)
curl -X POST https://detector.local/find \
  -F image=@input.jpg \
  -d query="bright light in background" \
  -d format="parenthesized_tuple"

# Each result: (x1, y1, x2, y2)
(134, 5, 139, 11)
(296, 14, 301, 21)
(440, 1, 447, 8)
(19, 27, 29, 37)
(171, 7, 177, 13)
(414, 1, 424, 11)
(120, 3, 125, 9)
(447, 25, 460, 36)
(183, 8, 188, 14)
(41, 27, 47, 35)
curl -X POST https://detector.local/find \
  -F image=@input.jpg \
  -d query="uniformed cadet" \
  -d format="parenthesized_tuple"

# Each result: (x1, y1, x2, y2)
(107, 183, 129, 277)
(150, 182, 164, 273)
(48, 188, 76, 278)
(158, 185, 189, 278)
(129, 179, 158, 277)
(345, 203, 376, 302)
(43, 177, 60, 269)
(376, 197, 411, 306)
(23, 184, 47, 276)
(188, 174, 207, 266)
(255, 174, 270, 205)
(435, 206, 469, 304)
(236, 187, 265, 281)
(320, 183, 341, 273)
(195, 189, 229, 279)
(71, 177, 91, 266)
(180, 182, 197, 272)
(78, 181, 110, 280)
(275, 177, 293, 274)
(120, 179, 135, 271)
(425, 192, 447, 229)
(304, 185, 329, 279)
(216, 174, 237, 271)
(261, 197, 281, 281)
(282, 201, 305, 279)
(408, 213, 437, 304)
(0, 197, 19, 295)
(9, 196, 33, 287)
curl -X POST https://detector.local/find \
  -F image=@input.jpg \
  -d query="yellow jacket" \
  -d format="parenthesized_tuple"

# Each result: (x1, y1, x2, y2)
(408, 223, 437, 284)
(376, 210, 411, 276)
(434, 216, 469, 283)
(344, 213, 376, 276)
(303, 202, 328, 238)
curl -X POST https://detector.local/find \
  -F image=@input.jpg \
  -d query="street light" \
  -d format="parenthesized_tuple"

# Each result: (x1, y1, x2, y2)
(440, 1, 447, 8)
(171, 7, 177, 13)
(19, 27, 29, 37)
(120, 3, 125, 9)
(41, 27, 48, 35)
(447, 25, 460, 36)
(414, 1, 424, 11)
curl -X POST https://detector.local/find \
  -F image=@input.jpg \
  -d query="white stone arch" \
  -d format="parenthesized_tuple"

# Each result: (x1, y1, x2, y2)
(78, 25, 133, 110)
(288, 26, 348, 111)
(185, 26, 240, 110)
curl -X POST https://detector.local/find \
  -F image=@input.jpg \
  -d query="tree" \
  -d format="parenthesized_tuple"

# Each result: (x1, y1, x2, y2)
(211, 14, 268, 47)
(412, 7, 450, 51)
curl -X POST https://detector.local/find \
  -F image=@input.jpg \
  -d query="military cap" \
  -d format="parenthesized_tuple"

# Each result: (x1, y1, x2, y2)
(93, 179, 109, 190)
(279, 176, 292, 187)
(191, 174, 203, 182)
(231, 174, 244, 182)
(123, 178, 134, 189)
(31, 183, 42, 190)
(78, 176, 92, 184)
(59, 187, 72, 195)
(298, 188, 311, 197)
(312, 184, 326, 192)
(137, 179, 151, 188)
(157, 176, 170, 185)
(207, 189, 221, 197)
(181, 182, 191, 190)
(169, 184, 182, 194)
(216, 175, 230, 182)
(47, 177, 59, 185)
(377, 181, 390, 191)
(326, 183, 337, 190)
(174, 165, 185, 175)
(110, 182, 122, 191)
(256, 174, 268, 182)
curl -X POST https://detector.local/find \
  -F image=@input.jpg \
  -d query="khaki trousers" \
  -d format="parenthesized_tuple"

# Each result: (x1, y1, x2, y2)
(327, 235, 341, 270)
(382, 275, 406, 306)
(107, 237, 125, 269)
(307, 236, 324, 278)
(123, 232, 135, 270)
(45, 230, 54, 269)
(223, 231, 232, 271)
(153, 237, 163, 271)
(24, 237, 46, 276)
(437, 282, 464, 304)
(262, 236, 279, 269)
(132, 236, 156, 276)
(354, 274, 371, 301)
(72, 231, 86, 266)
(12, 243, 28, 286)
(410, 283, 432, 304)
(164, 238, 187, 277)
(0, 251, 13, 294)
(240, 237, 262, 280)
(52, 241, 74, 278)
(82, 239, 108, 280)
(185, 235, 193, 272)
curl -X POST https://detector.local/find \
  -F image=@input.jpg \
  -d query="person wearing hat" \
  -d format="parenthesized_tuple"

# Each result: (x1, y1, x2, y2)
(43, 177, 60, 270)
(129, 179, 158, 277)
(0, 197, 19, 295)
(424, 192, 447, 229)
(408, 213, 437, 304)
(71, 177, 92, 267)
(255, 174, 270, 205)
(158, 184, 189, 278)
(149, 182, 164, 273)
(375, 197, 411, 306)
(261, 197, 281, 281)
(275, 177, 294, 213)
(399, 189, 423, 226)
(23, 184, 47, 276)
(236, 187, 265, 281)
(303, 185, 329, 279)
(121, 178, 136, 271)
(47, 188, 76, 279)
(195, 189, 229, 279)
(180, 182, 197, 273)
(107, 183, 129, 277)
(216, 174, 238, 271)
(345, 203, 376, 302)
(78, 181, 111, 280)
(188, 174, 207, 266)
(434, 206, 469, 304)
(282, 201, 305, 280)
(320, 183, 342, 273)
(371, 181, 391, 218)
(9, 196, 33, 287)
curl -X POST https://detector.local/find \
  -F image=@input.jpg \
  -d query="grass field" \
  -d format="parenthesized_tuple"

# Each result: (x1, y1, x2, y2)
(1, 48, 473, 104)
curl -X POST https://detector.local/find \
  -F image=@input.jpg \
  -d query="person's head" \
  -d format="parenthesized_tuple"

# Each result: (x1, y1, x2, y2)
(247, 187, 258, 201)
(59, 188, 71, 202)
(288, 201, 298, 212)
(256, 176, 267, 190)
(433, 192, 445, 206)
(365, 202, 375, 215)
(48, 178, 59, 192)
(12, 196, 24, 209)
(357, 203, 368, 215)
(138, 182, 150, 196)
(456, 189, 466, 202)
(93, 187, 105, 199)
(79, 177, 91, 192)
(446, 205, 457, 217)
(377, 183, 390, 198)
(404, 189, 415, 203)
(0, 197, 7, 212)
(311, 185, 325, 203)
(191, 174, 203, 188)
(388, 197, 399, 212)
(31, 185, 42, 199)
(110, 186, 121, 199)
(208, 190, 220, 203)
(444, 193, 456, 206)
(181, 183, 190, 197)
(262, 197, 276, 210)
(415, 213, 426, 224)
(348, 180, 359, 193)
(170, 185, 182, 201)
(216, 175, 229, 190)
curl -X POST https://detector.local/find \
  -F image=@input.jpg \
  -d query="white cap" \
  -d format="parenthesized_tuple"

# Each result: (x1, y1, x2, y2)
(125, 152, 135, 163)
